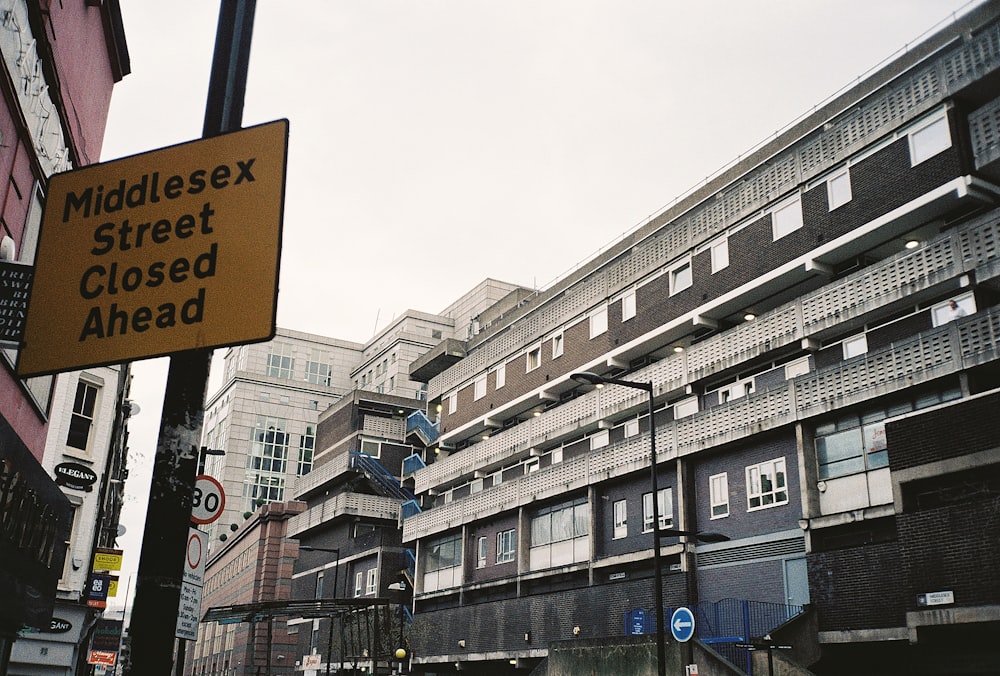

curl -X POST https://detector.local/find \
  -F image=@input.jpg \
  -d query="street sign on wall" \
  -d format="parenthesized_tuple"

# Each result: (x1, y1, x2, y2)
(17, 119, 288, 377)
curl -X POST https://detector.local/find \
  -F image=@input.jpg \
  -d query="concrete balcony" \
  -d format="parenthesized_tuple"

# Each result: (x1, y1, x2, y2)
(287, 491, 401, 538)
(403, 305, 1000, 542)
(290, 451, 352, 501)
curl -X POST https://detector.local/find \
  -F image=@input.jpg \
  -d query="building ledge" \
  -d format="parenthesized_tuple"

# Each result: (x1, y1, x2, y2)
(906, 604, 1000, 643)
(409, 339, 467, 383)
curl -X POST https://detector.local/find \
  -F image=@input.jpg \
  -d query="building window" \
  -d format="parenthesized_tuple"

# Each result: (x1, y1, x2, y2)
(529, 497, 589, 570)
(496, 529, 516, 564)
(67, 381, 98, 451)
(589, 307, 608, 338)
(784, 357, 811, 380)
(621, 290, 637, 321)
(827, 168, 852, 210)
(674, 397, 699, 419)
(815, 419, 887, 480)
(909, 114, 951, 166)
(354, 572, 363, 597)
(495, 363, 506, 389)
(709, 473, 729, 519)
(669, 258, 693, 295)
(843, 334, 868, 359)
(551, 333, 564, 359)
(591, 430, 609, 450)
(642, 488, 673, 532)
(447, 391, 457, 414)
(266, 343, 295, 379)
(423, 532, 462, 592)
(550, 447, 563, 464)
(624, 419, 640, 438)
(297, 425, 315, 476)
(771, 196, 803, 240)
(746, 458, 788, 510)
(719, 378, 755, 404)
(711, 238, 729, 273)
(526, 345, 542, 372)
(477, 536, 487, 568)
(360, 439, 381, 457)
(613, 499, 627, 539)
(365, 568, 377, 595)
(305, 360, 332, 386)
(315, 571, 325, 599)
(931, 293, 975, 326)
(244, 416, 289, 510)
(474, 375, 486, 400)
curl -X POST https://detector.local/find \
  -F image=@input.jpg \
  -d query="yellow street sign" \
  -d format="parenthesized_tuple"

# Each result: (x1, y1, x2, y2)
(17, 119, 288, 377)
(93, 548, 123, 572)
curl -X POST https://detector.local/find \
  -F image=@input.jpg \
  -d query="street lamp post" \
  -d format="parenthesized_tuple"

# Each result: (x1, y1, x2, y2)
(571, 372, 666, 676)
(297, 546, 340, 676)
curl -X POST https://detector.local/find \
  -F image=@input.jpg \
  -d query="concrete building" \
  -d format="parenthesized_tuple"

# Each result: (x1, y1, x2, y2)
(200, 329, 365, 547)
(399, 3, 1000, 674)
(0, 0, 128, 673)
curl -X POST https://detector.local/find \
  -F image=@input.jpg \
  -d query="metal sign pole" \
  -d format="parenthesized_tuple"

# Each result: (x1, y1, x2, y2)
(124, 3, 256, 674)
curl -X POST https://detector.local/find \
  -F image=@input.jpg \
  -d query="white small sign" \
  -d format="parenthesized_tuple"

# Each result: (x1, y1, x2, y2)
(917, 590, 954, 607)
(175, 581, 203, 641)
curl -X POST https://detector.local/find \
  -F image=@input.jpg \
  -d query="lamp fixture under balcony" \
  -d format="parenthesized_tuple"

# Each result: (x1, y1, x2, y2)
(744, 312, 757, 322)
(905, 239, 920, 249)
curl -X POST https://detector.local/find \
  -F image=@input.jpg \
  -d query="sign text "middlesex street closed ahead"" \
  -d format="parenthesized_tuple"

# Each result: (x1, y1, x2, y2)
(17, 120, 288, 377)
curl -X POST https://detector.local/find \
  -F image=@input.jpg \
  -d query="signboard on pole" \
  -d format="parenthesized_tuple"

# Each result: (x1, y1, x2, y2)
(191, 474, 225, 525)
(670, 606, 696, 643)
(17, 119, 288, 377)
(176, 528, 208, 641)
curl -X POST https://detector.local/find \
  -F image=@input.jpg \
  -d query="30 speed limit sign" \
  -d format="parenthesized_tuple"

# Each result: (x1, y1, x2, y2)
(191, 475, 225, 525)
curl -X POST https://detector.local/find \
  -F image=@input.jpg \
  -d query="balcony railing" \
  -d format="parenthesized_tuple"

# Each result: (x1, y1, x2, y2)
(287, 491, 401, 537)
(411, 213, 1000, 496)
(403, 305, 1000, 541)
(290, 450, 353, 501)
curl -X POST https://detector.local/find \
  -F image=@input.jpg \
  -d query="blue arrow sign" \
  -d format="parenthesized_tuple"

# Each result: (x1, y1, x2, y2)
(670, 606, 696, 642)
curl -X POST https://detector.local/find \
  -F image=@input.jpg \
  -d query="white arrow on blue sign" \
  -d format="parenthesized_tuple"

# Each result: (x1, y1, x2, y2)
(670, 606, 696, 642)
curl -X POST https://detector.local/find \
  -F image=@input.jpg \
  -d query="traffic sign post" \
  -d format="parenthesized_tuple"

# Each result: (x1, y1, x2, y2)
(670, 607, 695, 642)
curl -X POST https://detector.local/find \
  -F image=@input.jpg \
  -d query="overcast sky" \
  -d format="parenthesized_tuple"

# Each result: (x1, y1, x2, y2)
(100, 0, 985, 606)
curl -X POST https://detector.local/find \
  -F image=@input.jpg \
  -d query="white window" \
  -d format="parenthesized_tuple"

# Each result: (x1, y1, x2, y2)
(496, 529, 516, 563)
(719, 378, 755, 404)
(589, 307, 608, 338)
(674, 397, 699, 419)
(909, 115, 951, 166)
(642, 488, 673, 532)
(365, 568, 377, 595)
(931, 293, 976, 327)
(477, 536, 487, 568)
(447, 391, 457, 414)
(469, 478, 484, 494)
(669, 258, 693, 295)
(709, 473, 729, 519)
(354, 571, 363, 597)
(746, 458, 788, 510)
(771, 196, 803, 240)
(266, 342, 295, 379)
(474, 375, 486, 400)
(529, 498, 589, 570)
(495, 363, 506, 389)
(526, 345, 542, 372)
(624, 419, 640, 438)
(784, 357, 811, 380)
(552, 333, 564, 359)
(590, 430, 610, 450)
(827, 168, 852, 210)
(67, 380, 99, 452)
(613, 499, 628, 539)
(711, 238, 729, 273)
(621, 290, 637, 321)
(843, 334, 868, 359)
(524, 458, 540, 474)
(550, 447, 563, 464)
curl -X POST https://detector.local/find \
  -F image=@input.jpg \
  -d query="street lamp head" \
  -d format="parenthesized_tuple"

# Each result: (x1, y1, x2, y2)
(571, 372, 606, 387)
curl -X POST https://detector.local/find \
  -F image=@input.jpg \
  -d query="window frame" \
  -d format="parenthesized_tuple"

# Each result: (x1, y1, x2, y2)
(526, 344, 542, 372)
(771, 195, 803, 241)
(827, 168, 852, 210)
(589, 307, 608, 338)
(709, 472, 729, 519)
(642, 487, 673, 532)
(494, 363, 506, 389)
(621, 289, 637, 321)
(477, 536, 487, 568)
(843, 334, 869, 360)
(365, 568, 377, 595)
(909, 114, 951, 166)
(496, 529, 516, 564)
(613, 499, 628, 539)
(66, 380, 99, 452)
(590, 429, 610, 450)
(931, 292, 976, 327)
(746, 458, 788, 511)
(668, 257, 693, 295)
(551, 332, 564, 359)
(710, 238, 729, 273)
(474, 375, 487, 401)
(674, 396, 699, 419)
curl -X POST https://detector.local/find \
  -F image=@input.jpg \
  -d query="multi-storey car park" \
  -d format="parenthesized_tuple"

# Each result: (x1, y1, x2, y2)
(396, 2, 1000, 673)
